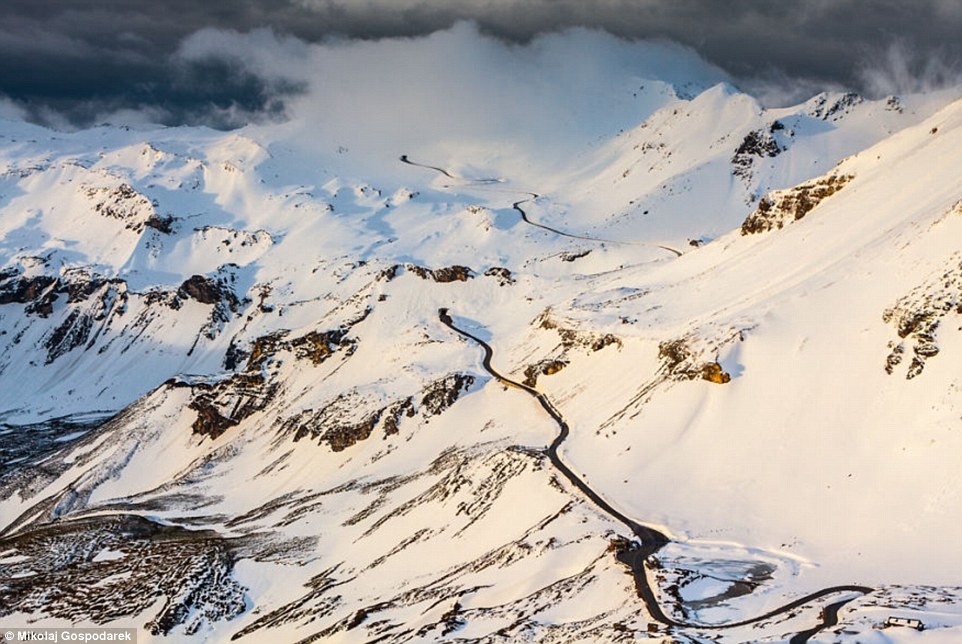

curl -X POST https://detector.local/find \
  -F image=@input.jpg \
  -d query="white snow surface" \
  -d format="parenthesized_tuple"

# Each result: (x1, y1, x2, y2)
(1, 31, 962, 642)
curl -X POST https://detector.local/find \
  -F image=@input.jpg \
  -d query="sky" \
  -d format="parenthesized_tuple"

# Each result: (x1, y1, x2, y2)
(1, 0, 960, 129)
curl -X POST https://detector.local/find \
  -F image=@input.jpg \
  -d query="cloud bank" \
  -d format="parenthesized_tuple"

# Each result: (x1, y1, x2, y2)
(1, 0, 960, 128)
(221, 24, 732, 181)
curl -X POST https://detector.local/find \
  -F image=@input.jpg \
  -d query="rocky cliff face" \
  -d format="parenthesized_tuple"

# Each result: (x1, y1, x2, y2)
(741, 173, 853, 234)
(658, 338, 731, 384)
(884, 250, 962, 379)
(731, 124, 785, 183)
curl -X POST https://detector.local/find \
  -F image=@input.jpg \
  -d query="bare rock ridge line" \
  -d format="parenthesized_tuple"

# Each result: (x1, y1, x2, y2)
(438, 308, 873, 639)
(400, 155, 683, 256)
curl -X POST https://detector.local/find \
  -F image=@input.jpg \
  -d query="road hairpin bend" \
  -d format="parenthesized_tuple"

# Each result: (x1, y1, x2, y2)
(400, 154, 682, 256)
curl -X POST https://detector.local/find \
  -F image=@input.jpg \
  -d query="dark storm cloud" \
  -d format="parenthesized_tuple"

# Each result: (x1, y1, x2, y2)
(1, 0, 960, 128)
(0, 1, 306, 128)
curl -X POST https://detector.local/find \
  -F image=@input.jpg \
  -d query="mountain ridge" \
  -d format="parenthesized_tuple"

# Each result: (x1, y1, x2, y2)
(2, 68, 962, 641)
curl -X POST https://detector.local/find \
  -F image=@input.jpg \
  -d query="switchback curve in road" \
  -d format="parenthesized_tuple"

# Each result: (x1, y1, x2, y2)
(400, 154, 683, 257)
(512, 198, 683, 257)
(399, 154, 456, 179)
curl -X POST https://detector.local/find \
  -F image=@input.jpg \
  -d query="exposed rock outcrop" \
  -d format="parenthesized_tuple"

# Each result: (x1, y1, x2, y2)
(560, 250, 592, 263)
(178, 275, 239, 309)
(0, 515, 246, 635)
(0, 274, 60, 317)
(181, 324, 361, 441)
(379, 263, 477, 284)
(420, 374, 475, 418)
(658, 339, 731, 384)
(189, 397, 242, 440)
(383, 398, 417, 436)
(809, 92, 863, 121)
(181, 306, 376, 441)
(536, 310, 622, 353)
(741, 173, 853, 235)
(700, 362, 732, 385)
(177, 268, 247, 342)
(186, 372, 273, 440)
(145, 215, 175, 233)
(883, 252, 962, 379)
(282, 373, 474, 451)
(0, 268, 131, 324)
(407, 264, 475, 283)
(732, 126, 785, 182)
(0, 268, 130, 362)
(523, 359, 568, 387)
(289, 329, 353, 365)
(483, 266, 515, 286)
(84, 183, 160, 233)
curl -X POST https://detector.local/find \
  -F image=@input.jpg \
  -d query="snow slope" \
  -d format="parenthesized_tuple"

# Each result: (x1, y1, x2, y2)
(2, 29, 962, 643)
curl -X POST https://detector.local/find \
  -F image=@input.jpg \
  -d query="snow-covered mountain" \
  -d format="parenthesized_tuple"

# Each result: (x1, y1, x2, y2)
(2, 34, 962, 642)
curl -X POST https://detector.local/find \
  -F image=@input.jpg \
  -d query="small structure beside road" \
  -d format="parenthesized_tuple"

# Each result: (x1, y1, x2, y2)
(885, 616, 924, 631)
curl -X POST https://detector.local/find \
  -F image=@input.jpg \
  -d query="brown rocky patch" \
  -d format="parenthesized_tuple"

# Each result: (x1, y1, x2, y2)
(145, 215, 174, 234)
(84, 183, 158, 233)
(421, 374, 475, 418)
(732, 126, 784, 182)
(741, 174, 853, 235)
(383, 398, 416, 436)
(282, 374, 473, 452)
(523, 359, 568, 387)
(659, 339, 730, 384)
(0, 274, 60, 317)
(483, 266, 515, 286)
(406, 264, 474, 283)
(189, 399, 237, 439)
(178, 275, 238, 309)
(536, 310, 622, 353)
(883, 253, 961, 379)
(289, 329, 351, 365)
(700, 362, 731, 384)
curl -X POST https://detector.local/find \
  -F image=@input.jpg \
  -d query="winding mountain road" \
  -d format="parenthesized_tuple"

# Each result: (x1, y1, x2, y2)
(401, 155, 682, 256)
(512, 197, 683, 257)
(788, 596, 867, 644)
(438, 308, 872, 641)
(438, 307, 669, 547)
(399, 154, 457, 179)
